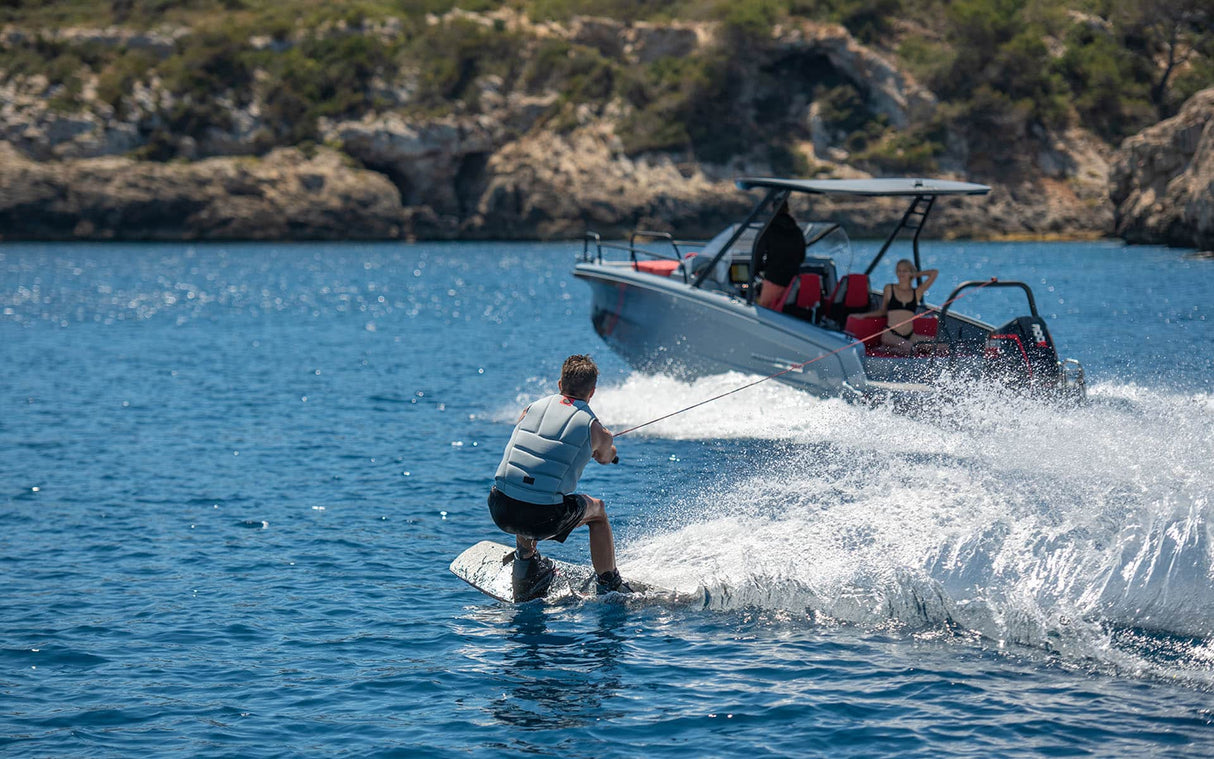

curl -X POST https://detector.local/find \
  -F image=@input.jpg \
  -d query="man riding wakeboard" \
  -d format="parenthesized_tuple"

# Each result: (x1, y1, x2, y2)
(488, 354, 633, 601)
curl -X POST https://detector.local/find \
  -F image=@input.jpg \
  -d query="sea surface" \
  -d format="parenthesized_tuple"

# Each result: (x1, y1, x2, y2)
(2, 239, 1212, 757)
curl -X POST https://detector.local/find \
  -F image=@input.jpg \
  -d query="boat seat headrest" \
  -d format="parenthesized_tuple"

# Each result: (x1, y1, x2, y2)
(841, 273, 869, 308)
(793, 273, 822, 309)
(827, 273, 870, 309)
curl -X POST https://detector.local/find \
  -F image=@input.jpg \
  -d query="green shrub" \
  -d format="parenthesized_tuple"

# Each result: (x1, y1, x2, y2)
(521, 38, 574, 93)
(853, 125, 943, 174)
(0, 38, 91, 83)
(815, 83, 870, 135)
(521, 38, 616, 102)
(408, 16, 523, 108)
(0, 37, 103, 110)
(614, 51, 753, 162)
(256, 32, 399, 143)
(931, 0, 1070, 133)
(525, 0, 680, 23)
(1170, 57, 1214, 109)
(160, 25, 254, 105)
(616, 96, 692, 154)
(824, 0, 902, 44)
(766, 143, 812, 176)
(1055, 24, 1154, 141)
(711, 0, 779, 39)
(96, 49, 158, 112)
(151, 24, 254, 142)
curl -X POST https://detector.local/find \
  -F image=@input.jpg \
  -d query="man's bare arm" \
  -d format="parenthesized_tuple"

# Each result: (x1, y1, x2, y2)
(590, 420, 617, 464)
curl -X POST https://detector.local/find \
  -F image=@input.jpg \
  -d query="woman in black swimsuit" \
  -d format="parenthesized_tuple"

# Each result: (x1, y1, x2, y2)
(857, 259, 939, 355)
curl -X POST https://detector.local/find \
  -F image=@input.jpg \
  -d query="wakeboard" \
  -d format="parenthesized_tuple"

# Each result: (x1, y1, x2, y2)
(449, 540, 669, 603)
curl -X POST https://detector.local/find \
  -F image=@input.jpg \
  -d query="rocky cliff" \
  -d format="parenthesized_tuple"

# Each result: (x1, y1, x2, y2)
(0, 13, 1121, 242)
(1110, 88, 1214, 253)
(0, 142, 404, 240)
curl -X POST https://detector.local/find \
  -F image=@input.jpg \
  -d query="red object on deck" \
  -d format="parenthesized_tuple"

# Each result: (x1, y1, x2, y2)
(634, 259, 681, 276)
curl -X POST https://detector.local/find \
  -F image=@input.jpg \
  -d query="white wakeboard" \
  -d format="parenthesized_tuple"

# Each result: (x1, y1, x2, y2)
(449, 540, 669, 603)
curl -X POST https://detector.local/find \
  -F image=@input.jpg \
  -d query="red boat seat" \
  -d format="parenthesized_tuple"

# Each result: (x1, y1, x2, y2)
(767, 272, 823, 315)
(832, 274, 871, 308)
(844, 315, 885, 347)
(791, 273, 823, 309)
(846, 314, 941, 357)
(913, 315, 938, 336)
(826, 273, 871, 324)
(634, 259, 681, 276)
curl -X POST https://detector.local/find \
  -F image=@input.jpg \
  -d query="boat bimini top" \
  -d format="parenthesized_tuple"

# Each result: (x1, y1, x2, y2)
(693, 177, 991, 294)
(735, 177, 990, 196)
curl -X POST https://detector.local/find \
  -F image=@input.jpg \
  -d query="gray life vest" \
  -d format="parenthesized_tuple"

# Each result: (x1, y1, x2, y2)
(494, 394, 597, 505)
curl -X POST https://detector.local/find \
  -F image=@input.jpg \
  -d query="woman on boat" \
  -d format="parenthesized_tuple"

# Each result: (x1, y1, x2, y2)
(858, 259, 939, 355)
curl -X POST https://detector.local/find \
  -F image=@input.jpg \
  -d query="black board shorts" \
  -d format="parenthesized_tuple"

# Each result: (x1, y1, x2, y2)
(488, 487, 587, 543)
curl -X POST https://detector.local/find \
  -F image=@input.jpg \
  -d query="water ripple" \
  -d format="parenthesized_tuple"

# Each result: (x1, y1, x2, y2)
(1, 241, 1212, 757)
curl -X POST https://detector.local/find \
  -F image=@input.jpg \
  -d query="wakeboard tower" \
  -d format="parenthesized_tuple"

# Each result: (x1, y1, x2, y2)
(450, 540, 669, 603)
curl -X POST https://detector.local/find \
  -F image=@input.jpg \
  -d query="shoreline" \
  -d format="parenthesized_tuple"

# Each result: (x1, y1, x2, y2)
(0, 232, 1168, 247)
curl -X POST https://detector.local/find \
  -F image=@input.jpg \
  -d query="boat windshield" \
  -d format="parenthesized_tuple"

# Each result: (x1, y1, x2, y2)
(804, 223, 850, 263)
(688, 223, 755, 285)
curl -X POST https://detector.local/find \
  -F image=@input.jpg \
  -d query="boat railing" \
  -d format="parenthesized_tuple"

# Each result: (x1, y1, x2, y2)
(937, 280, 1040, 326)
(629, 230, 701, 258)
(582, 230, 704, 284)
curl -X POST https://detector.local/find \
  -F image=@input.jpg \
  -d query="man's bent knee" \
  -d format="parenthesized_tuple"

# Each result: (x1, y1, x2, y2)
(579, 496, 607, 524)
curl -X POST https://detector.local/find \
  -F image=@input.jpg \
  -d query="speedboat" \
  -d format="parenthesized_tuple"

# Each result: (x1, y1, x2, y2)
(573, 177, 1085, 402)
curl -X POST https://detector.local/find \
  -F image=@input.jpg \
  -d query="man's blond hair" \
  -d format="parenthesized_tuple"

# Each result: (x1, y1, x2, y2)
(560, 354, 598, 399)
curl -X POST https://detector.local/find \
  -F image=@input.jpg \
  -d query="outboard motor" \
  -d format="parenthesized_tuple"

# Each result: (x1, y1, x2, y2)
(984, 315, 1062, 390)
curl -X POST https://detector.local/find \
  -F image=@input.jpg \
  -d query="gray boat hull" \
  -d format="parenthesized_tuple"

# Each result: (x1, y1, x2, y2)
(575, 263, 890, 398)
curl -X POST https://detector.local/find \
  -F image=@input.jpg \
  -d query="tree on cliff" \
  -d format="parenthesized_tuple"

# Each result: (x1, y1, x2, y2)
(1116, 0, 1213, 119)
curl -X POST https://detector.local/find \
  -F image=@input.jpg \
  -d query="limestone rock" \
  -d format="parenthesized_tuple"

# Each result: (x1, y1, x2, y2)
(568, 17, 702, 64)
(324, 113, 497, 220)
(1, 24, 188, 57)
(0, 74, 163, 160)
(777, 21, 936, 129)
(624, 22, 702, 64)
(1110, 88, 1214, 251)
(0, 143, 404, 240)
(465, 123, 742, 240)
(0, 14, 1124, 242)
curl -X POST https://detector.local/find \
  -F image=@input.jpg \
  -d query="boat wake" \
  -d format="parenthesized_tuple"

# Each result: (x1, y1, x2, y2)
(597, 372, 1214, 685)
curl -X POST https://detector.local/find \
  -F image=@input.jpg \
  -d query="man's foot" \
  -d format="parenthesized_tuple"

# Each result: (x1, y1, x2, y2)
(595, 568, 634, 595)
(512, 551, 556, 601)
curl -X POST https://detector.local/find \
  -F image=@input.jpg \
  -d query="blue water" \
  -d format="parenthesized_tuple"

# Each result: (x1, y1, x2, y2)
(2, 240, 1213, 757)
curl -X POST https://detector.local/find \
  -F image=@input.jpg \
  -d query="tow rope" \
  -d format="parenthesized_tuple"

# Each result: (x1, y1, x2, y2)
(614, 277, 998, 437)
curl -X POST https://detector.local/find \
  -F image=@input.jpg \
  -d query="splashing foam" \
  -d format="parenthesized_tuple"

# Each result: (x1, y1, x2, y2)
(600, 372, 1214, 680)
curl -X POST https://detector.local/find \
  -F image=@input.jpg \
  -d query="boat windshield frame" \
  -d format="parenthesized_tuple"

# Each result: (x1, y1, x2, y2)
(691, 177, 991, 298)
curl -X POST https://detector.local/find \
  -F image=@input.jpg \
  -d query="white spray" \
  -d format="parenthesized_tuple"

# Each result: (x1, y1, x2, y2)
(593, 373, 1214, 681)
